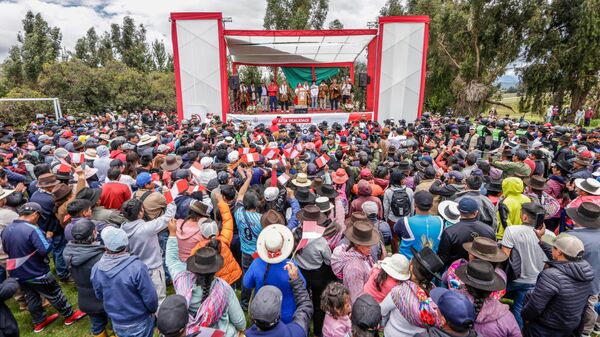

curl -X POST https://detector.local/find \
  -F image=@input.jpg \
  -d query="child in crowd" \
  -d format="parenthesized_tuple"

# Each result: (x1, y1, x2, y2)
(320, 282, 352, 337)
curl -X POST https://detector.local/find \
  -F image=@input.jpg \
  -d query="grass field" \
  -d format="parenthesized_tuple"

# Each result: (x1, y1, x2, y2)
(492, 93, 544, 122)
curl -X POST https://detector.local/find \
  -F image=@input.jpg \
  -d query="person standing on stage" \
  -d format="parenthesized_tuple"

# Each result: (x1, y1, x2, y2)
(319, 80, 329, 110)
(249, 82, 258, 106)
(341, 78, 353, 105)
(268, 80, 278, 112)
(310, 81, 319, 110)
(329, 79, 341, 111)
(238, 81, 249, 112)
(279, 80, 292, 113)
(260, 82, 268, 111)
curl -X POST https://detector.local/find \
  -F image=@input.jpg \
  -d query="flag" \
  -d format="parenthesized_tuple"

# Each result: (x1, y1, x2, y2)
(57, 164, 72, 174)
(238, 147, 255, 155)
(187, 185, 206, 194)
(69, 152, 85, 164)
(283, 146, 300, 159)
(294, 221, 325, 252)
(315, 153, 330, 168)
(262, 147, 279, 160)
(164, 179, 189, 203)
(242, 153, 260, 163)
(277, 173, 290, 186)
(271, 168, 277, 187)
(189, 327, 225, 337)
(5, 250, 37, 271)
(189, 162, 203, 178)
(279, 156, 288, 167)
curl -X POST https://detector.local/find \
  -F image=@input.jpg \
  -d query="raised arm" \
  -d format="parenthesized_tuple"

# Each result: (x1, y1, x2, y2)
(236, 167, 253, 203)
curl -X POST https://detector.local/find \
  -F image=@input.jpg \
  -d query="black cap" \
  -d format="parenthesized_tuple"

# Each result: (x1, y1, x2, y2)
(414, 190, 433, 210)
(157, 295, 189, 336)
(71, 219, 95, 241)
(351, 294, 381, 331)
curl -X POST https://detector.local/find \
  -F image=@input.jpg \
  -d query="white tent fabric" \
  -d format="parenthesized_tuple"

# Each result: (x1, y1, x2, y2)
(225, 34, 375, 65)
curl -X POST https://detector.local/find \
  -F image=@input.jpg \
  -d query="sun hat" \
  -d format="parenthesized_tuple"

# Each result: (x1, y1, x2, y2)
(0, 186, 15, 202)
(84, 148, 97, 160)
(161, 155, 183, 171)
(351, 294, 381, 332)
(101, 226, 129, 252)
(51, 184, 72, 201)
(98, 134, 111, 143)
(380, 254, 410, 281)
(574, 154, 592, 166)
(438, 200, 460, 224)
(456, 259, 507, 292)
(264, 187, 279, 202)
(297, 204, 328, 225)
(315, 196, 333, 213)
(157, 295, 189, 337)
(76, 187, 101, 206)
(566, 202, 600, 228)
(541, 233, 585, 259)
(344, 212, 368, 228)
(137, 134, 157, 146)
(410, 246, 444, 280)
(37, 173, 59, 188)
(332, 168, 349, 184)
(429, 288, 476, 329)
(485, 180, 503, 193)
(574, 178, 600, 195)
(186, 246, 224, 274)
(295, 187, 316, 203)
(292, 173, 312, 187)
(462, 237, 508, 263)
(344, 221, 380, 246)
(315, 184, 338, 198)
(256, 224, 294, 264)
(524, 175, 547, 191)
(189, 201, 210, 217)
(260, 209, 286, 228)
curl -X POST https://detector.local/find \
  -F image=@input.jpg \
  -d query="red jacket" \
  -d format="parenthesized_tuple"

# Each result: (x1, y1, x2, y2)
(100, 181, 132, 210)
(268, 84, 278, 97)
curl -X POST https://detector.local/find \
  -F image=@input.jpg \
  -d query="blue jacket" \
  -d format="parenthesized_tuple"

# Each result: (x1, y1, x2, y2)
(90, 254, 158, 326)
(3, 168, 26, 185)
(174, 194, 195, 220)
(30, 189, 62, 234)
(0, 219, 50, 281)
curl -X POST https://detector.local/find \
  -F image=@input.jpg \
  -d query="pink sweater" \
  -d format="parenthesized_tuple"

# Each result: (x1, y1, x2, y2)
(322, 314, 351, 337)
(363, 266, 400, 303)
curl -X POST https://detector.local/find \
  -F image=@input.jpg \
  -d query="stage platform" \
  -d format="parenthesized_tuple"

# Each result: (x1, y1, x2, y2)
(227, 110, 373, 125)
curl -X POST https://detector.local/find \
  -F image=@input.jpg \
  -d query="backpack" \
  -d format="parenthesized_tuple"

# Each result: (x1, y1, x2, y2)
(137, 190, 153, 221)
(391, 187, 411, 217)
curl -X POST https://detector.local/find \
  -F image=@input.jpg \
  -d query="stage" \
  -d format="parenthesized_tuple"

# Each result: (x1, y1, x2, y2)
(227, 110, 373, 125)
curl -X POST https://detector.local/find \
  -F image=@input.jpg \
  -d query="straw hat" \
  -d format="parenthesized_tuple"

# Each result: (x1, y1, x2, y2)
(256, 224, 294, 264)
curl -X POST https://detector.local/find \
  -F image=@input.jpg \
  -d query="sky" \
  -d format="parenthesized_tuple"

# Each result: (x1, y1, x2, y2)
(0, 0, 390, 60)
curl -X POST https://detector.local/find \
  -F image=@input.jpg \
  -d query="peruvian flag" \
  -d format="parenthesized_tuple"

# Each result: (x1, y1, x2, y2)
(189, 162, 203, 178)
(242, 153, 260, 163)
(283, 146, 301, 159)
(277, 173, 290, 186)
(315, 154, 330, 168)
(69, 152, 85, 164)
(238, 147, 256, 155)
(187, 185, 206, 193)
(279, 156, 288, 167)
(5, 250, 37, 271)
(189, 327, 225, 337)
(164, 179, 189, 203)
(57, 163, 72, 174)
(262, 147, 279, 160)
(294, 221, 325, 252)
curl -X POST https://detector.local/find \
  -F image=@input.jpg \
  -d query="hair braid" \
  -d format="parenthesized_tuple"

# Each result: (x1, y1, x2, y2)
(466, 285, 491, 319)
(196, 274, 214, 304)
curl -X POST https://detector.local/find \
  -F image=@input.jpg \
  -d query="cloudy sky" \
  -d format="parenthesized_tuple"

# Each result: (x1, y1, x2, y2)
(0, 0, 390, 59)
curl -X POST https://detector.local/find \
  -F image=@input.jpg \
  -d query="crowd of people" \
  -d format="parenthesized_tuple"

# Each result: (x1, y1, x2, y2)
(0, 109, 599, 337)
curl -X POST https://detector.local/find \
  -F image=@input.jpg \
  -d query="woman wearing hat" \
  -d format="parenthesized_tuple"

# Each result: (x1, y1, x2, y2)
(52, 166, 86, 228)
(331, 221, 380, 303)
(363, 254, 410, 303)
(243, 224, 306, 324)
(381, 247, 445, 337)
(316, 183, 345, 228)
(175, 200, 211, 261)
(166, 222, 246, 337)
(545, 161, 570, 231)
(454, 260, 521, 337)
(330, 168, 350, 215)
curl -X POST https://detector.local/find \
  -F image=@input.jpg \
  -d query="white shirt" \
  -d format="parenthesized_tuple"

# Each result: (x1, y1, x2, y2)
(310, 84, 319, 96)
(381, 293, 426, 337)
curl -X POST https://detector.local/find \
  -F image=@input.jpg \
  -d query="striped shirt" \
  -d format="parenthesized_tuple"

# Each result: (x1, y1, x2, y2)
(234, 202, 262, 255)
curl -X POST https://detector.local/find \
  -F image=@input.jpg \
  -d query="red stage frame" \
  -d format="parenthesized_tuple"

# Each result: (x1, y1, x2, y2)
(170, 13, 429, 123)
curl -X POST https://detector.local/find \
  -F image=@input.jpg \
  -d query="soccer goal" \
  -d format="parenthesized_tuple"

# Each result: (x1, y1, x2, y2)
(0, 97, 63, 120)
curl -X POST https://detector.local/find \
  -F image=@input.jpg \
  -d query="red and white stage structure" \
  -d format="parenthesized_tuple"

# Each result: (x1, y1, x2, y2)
(170, 12, 429, 124)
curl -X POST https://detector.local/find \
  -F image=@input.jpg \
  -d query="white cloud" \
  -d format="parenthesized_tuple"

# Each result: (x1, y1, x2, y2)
(0, 0, 389, 60)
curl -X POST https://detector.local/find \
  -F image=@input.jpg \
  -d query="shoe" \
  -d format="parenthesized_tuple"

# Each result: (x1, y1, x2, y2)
(64, 310, 87, 325)
(34, 313, 59, 333)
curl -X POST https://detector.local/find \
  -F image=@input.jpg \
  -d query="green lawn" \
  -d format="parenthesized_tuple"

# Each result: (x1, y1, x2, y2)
(491, 93, 544, 122)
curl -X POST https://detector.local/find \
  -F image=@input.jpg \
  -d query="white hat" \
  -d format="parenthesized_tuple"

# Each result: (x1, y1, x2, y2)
(574, 178, 600, 196)
(0, 186, 15, 201)
(256, 224, 294, 264)
(227, 151, 239, 163)
(361, 201, 378, 215)
(84, 148, 97, 160)
(438, 200, 461, 224)
(264, 187, 279, 202)
(224, 136, 235, 144)
(200, 157, 213, 168)
(379, 254, 410, 281)
(138, 134, 157, 146)
(201, 221, 219, 239)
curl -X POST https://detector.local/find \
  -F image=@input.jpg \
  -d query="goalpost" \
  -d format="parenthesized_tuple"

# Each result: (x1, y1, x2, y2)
(0, 97, 63, 120)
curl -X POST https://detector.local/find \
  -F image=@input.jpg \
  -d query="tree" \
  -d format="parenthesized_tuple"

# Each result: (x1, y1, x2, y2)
(2, 11, 62, 86)
(328, 19, 344, 29)
(110, 16, 151, 71)
(380, 0, 404, 16)
(0, 87, 50, 127)
(151, 40, 168, 72)
(520, 0, 600, 114)
(239, 66, 264, 86)
(74, 28, 100, 67)
(264, 0, 329, 30)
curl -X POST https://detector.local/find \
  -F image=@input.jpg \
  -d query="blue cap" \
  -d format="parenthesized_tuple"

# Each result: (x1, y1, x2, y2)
(136, 172, 153, 188)
(430, 288, 475, 328)
(458, 197, 478, 214)
(444, 170, 465, 182)
(101, 226, 129, 252)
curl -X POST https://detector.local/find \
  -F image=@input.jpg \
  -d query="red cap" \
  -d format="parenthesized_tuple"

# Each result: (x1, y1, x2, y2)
(62, 131, 73, 138)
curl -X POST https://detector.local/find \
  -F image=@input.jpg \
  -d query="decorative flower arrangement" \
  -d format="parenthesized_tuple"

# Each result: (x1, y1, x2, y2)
(246, 105, 256, 114)
(416, 287, 436, 326)
(343, 103, 354, 112)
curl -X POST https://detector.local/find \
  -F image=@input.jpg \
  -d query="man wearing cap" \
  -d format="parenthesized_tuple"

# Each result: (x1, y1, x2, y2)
(91, 226, 158, 337)
(522, 234, 593, 337)
(492, 149, 532, 179)
(415, 288, 481, 337)
(157, 294, 225, 337)
(455, 176, 498, 230)
(429, 170, 466, 201)
(438, 197, 495, 268)
(1, 202, 86, 332)
(132, 172, 167, 220)
(245, 262, 313, 337)
(349, 294, 381, 337)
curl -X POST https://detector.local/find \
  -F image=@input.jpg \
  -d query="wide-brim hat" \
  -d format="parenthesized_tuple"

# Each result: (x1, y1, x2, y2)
(189, 201, 210, 217)
(574, 155, 592, 166)
(315, 184, 338, 198)
(51, 184, 72, 202)
(438, 200, 460, 224)
(295, 187, 316, 203)
(485, 180, 503, 193)
(37, 173, 60, 188)
(345, 212, 368, 228)
(76, 187, 101, 205)
(553, 160, 572, 173)
(186, 246, 224, 274)
(456, 260, 506, 292)
(566, 202, 600, 228)
(524, 175, 547, 191)
(260, 209, 286, 228)
(0, 187, 15, 201)
(292, 173, 312, 187)
(256, 224, 294, 264)
(344, 221, 380, 246)
(380, 254, 410, 281)
(410, 246, 444, 280)
(138, 134, 157, 146)
(98, 134, 111, 142)
(161, 155, 183, 171)
(462, 237, 508, 263)
(574, 178, 600, 196)
(397, 161, 412, 172)
(84, 167, 98, 180)
(332, 168, 349, 185)
(297, 204, 328, 225)
(315, 196, 334, 213)
(84, 149, 97, 160)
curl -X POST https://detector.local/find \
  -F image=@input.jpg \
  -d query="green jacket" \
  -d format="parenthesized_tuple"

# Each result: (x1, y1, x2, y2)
(492, 160, 532, 179)
(496, 177, 531, 239)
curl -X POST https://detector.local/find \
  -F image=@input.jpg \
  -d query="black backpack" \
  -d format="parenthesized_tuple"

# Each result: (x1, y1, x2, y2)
(391, 187, 410, 217)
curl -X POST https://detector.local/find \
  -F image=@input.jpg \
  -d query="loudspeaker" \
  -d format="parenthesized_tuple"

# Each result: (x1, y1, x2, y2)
(229, 75, 240, 90)
(358, 73, 370, 87)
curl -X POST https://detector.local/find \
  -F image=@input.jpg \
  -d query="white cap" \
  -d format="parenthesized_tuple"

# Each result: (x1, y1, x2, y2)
(200, 157, 213, 168)
(264, 187, 279, 202)
(227, 151, 239, 163)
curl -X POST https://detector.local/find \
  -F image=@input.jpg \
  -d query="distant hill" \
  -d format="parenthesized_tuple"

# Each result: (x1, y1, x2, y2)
(496, 74, 520, 90)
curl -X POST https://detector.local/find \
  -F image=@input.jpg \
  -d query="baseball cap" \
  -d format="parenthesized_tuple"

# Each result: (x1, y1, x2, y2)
(251, 285, 282, 328)
(38, 134, 50, 142)
(515, 149, 528, 161)
(101, 226, 129, 252)
(458, 197, 478, 214)
(71, 219, 96, 241)
(351, 294, 381, 331)
(157, 294, 189, 337)
(430, 287, 475, 329)
(414, 190, 433, 210)
(217, 171, 230, 185)
(445, 170, 465, 182)
(201, 221, 219, 239)
(136, 172, 153, 188)
(542, 233, 585, 259)
(264, 187, 279, 202)
(18, 202, 43, 215)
